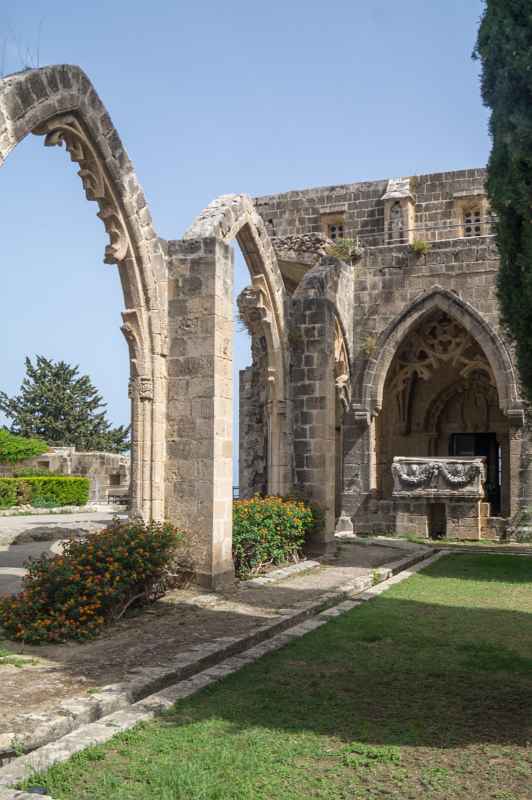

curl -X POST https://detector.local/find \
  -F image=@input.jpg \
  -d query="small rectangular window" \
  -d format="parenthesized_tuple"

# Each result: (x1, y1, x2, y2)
(464, 208, 482, 237)
(109, 473, 122, 487)
(328, 222, 344, 241)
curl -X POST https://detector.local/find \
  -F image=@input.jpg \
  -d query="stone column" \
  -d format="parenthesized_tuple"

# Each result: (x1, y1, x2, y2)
(342, 408, 374, 534)
(165, 238, 235, 590)
(290, 296, 336, 553)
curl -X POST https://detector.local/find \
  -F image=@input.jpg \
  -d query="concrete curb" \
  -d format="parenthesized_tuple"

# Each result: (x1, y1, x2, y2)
(0, 552, 444, 800)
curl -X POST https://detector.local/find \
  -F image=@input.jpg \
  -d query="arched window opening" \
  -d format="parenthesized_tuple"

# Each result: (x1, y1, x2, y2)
(388, 201, 405, 244)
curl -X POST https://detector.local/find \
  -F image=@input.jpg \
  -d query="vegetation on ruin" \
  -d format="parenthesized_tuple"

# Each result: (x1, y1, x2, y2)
(0, 520, 184, 644)
(325, 237, 364, 263)
(0, 356, 130, 453)
(410, 239, 431, 256)
(232, 496, 318, 578)
(475, 1, 532, 401)
(0, 476, 89, 509)
(0, 428, 48, 464)
(23, 554, 532, 799)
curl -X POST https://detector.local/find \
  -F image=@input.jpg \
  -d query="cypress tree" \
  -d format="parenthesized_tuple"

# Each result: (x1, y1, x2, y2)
(475, 0, 532, 400)
(0, 356, 129, 453)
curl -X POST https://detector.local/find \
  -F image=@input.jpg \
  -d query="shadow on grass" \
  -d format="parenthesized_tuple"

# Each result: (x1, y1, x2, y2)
(159, 591, 532, 750)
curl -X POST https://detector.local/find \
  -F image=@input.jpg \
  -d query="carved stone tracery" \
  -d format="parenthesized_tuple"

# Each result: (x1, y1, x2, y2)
(389, 312, 495, 396)
(33, 114, 130, 265)
(334, 319, 351, 410)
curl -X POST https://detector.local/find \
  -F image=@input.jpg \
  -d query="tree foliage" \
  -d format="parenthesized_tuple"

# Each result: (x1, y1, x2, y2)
(475, 0, 532, 400)
(0, 356, 130, 453)
(0, 428, 48, 464)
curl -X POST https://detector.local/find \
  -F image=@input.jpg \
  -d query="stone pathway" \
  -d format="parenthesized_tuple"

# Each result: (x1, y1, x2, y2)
(0, 511, 121, 549)
(0, 538, 429, 756)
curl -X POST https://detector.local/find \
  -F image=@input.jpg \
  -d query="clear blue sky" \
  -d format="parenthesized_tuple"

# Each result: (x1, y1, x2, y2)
(0, 1, 489, 479)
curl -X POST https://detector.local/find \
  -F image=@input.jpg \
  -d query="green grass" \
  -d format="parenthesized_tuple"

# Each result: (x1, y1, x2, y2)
(0, 643, 37, 668)
(23, 554, 532, 799)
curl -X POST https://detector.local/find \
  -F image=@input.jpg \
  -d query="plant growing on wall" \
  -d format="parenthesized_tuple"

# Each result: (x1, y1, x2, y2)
(0, 356, 130, 453)
(410, 239, 431, 257)
(0, 429, 48, 464)
(325, 238, 364, 264)
(475, 0, 532, 401)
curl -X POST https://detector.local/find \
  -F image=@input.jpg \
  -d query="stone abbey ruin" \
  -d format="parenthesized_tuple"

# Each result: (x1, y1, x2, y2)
(1, 65, 530, 588)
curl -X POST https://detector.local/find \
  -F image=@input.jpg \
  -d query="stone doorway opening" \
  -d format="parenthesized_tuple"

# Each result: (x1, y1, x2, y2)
(450, 433, 501, 516)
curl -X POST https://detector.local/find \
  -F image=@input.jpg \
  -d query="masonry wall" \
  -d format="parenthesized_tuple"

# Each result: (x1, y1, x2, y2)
(253, 169, 530, 536)
(0, 447, 130, 504)
(255, 169, 488, 246)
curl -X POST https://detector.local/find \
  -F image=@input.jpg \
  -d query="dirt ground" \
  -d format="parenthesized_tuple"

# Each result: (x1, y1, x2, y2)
(0, 541, 414, 738)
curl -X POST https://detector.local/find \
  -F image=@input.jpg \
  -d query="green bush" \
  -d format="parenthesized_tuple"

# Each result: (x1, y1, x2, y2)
(0, 477, 90, 508)
(0, 480, 17, 509)
(232, 496, 318, 579)
(13, 467, 52, 477)
(0, 520, 184, 643)
(0, 429, 48, 464)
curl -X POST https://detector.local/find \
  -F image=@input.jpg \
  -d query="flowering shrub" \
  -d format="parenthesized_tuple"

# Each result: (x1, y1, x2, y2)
(232, 496, 318, 578)
(0, 520, 183, 643)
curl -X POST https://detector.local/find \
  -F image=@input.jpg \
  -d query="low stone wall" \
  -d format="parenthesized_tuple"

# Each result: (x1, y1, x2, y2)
(0, 447, 130, 505)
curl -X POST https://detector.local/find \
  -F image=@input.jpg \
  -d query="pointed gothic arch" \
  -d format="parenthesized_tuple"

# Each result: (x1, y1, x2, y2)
(362, 287, 523, 423)
(184, 193, 290, 496)
(0, 65, 166, 520)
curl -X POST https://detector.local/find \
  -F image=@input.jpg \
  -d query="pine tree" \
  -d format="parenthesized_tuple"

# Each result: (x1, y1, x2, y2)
(475, 0, 532, 400)
(0, 356, 130, 453)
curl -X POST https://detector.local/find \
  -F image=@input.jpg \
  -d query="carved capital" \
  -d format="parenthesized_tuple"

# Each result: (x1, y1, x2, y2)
(128, 376, 154, 402)
(237, 274, 275, 340)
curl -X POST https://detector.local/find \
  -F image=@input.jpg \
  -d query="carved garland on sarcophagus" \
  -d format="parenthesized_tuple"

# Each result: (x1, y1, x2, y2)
(32, 114, 130, 265)
(392, 460, 482, 489)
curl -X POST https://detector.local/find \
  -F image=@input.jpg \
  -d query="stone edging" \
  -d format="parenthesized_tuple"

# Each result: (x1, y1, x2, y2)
(241, 559, 321, 587)
(0, 550, 429, 764)
(0, 548, 440, 795)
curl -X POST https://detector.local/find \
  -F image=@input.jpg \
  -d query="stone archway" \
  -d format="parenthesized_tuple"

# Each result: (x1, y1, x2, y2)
(165, 195, 290, 587)
(374, 301, 520, 518)
(184, 194, 290, 499)
(0, 66, 166, 521)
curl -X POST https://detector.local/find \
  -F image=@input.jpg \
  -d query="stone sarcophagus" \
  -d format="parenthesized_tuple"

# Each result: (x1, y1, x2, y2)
(392, 457, 486, 499)
(392, 457, 487, 540)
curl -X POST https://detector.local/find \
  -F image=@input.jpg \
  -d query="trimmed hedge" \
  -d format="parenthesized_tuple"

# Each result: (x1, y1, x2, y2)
(232, 495, 318, 579)
(0, 520, 184, 642)
(0, 477, 90, 508)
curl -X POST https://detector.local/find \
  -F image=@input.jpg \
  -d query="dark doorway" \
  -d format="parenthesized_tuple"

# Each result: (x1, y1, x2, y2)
(449, 433, 501, 515)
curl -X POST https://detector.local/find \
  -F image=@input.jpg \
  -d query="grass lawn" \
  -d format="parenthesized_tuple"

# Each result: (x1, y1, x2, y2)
(24, 554, 532, 800)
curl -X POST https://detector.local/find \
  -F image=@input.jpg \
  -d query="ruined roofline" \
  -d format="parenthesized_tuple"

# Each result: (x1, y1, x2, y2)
(253, 166, 487, 204)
